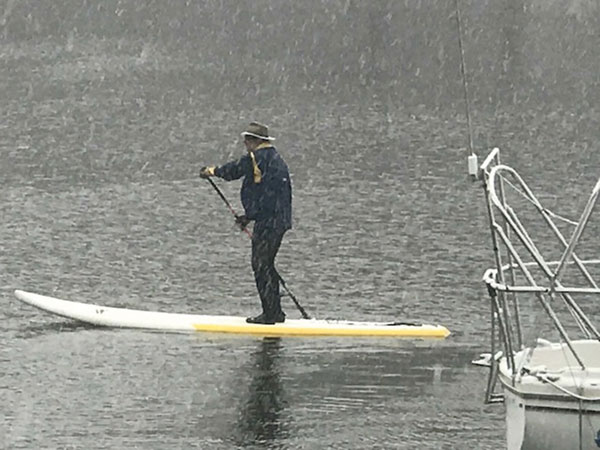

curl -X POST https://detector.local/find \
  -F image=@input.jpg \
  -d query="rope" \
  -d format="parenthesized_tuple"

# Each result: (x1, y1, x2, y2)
(499, 174, 579, 226)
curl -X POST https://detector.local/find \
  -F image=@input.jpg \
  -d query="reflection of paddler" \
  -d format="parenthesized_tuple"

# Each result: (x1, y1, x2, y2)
(235, 338, 287, 445)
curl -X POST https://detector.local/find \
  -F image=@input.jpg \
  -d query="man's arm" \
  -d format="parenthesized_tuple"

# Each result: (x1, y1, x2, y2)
(214, 155, 251, 181)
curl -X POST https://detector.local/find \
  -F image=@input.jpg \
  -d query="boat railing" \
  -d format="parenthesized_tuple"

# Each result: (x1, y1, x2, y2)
(483, 262, 600, 295)
(472, 147, 600, 404)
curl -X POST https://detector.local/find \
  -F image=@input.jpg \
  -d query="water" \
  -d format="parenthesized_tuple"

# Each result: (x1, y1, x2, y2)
(2, 2, 600, 449)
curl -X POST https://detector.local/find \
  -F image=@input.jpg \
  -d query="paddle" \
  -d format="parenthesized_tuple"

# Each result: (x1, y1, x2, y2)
(205, 177, 311, 319)
(206, 177, 253, 239)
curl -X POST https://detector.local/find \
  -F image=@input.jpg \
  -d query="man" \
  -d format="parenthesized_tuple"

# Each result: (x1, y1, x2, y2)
(200, 122, 292, 324)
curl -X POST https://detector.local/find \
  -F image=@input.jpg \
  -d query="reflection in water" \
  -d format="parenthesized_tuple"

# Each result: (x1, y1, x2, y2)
(18, 320, 97, 339)
(234, 338, 287, 447)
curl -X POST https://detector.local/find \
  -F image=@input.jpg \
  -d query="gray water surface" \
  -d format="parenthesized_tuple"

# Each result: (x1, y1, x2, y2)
(2, 2, 600, 449)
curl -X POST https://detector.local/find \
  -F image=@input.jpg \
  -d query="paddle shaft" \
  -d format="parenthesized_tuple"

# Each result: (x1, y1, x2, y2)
(206, 177, 252, 238)
(275, 269, 311, 319)
(205, 177, 310, 319)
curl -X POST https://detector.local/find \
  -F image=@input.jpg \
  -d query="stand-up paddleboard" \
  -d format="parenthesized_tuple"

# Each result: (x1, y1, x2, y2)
(14, 290, 450, 338)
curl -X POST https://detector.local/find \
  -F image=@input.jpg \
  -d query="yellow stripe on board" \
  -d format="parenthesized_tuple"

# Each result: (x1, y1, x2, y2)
(192, 323, 450, 338)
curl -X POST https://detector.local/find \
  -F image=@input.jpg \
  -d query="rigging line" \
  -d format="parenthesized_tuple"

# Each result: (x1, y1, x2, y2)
(498, 174, 579, 226)
(454, 0, 475, 156)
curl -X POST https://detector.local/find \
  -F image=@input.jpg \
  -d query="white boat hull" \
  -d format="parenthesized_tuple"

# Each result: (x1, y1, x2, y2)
(14, 290, 450, 338)
(504, 389, 600, 450)
(499, 341, 600, 450)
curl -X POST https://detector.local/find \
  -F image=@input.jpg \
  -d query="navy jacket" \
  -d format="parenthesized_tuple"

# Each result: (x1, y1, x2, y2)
(214, 146, 292, 234)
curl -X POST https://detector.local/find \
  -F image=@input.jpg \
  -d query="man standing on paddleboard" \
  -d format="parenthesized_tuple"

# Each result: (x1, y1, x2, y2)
(199, 122, 292, 324)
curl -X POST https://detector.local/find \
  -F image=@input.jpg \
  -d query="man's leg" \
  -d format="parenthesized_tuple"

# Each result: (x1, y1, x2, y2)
(248, 229, 285, 323)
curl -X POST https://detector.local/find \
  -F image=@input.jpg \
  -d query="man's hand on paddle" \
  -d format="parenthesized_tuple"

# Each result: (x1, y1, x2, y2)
(235, 214, 251, 231)
(199, 166, 215, 178)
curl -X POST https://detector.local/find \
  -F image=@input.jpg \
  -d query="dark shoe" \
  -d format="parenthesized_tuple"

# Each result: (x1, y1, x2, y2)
(246, 312, 286, 325)
(246, 313, 274, 324)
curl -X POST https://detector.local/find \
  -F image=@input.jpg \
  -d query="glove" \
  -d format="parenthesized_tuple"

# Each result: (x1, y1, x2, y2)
(199, 166, 216, 179)
(235, 214, 251, 231)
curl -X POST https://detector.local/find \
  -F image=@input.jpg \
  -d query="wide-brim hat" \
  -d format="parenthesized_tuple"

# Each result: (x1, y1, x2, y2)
(241, 122, 275, 141)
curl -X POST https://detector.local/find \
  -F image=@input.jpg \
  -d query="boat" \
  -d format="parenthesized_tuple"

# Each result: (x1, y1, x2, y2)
(13, 290, 450, 338)
(471, 148, 600, 450)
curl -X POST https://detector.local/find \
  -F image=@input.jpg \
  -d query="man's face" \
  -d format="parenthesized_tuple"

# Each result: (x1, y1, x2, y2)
(244, 137, 257, 152)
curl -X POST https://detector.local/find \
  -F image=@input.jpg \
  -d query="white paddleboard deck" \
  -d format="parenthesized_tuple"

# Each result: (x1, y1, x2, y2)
(14, 290, 450, 338)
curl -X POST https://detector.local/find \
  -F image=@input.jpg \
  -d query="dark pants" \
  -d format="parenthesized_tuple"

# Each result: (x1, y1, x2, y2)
(251, 228, 285, 318)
